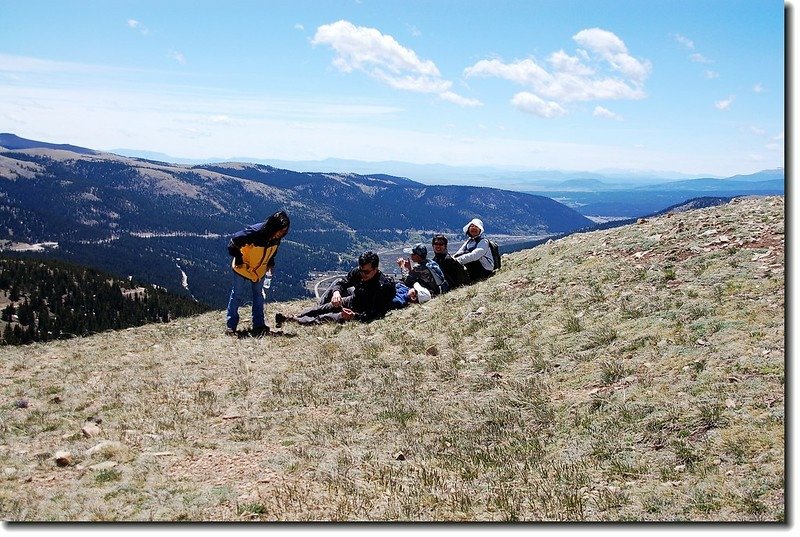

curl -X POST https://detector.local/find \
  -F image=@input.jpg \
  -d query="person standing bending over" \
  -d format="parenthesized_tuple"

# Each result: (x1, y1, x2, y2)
(453, 218, 494, 281)
(225, 210, 290, 336)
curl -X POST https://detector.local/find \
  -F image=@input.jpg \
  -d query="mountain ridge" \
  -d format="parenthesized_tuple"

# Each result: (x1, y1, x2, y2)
(0, 134, 594, 307)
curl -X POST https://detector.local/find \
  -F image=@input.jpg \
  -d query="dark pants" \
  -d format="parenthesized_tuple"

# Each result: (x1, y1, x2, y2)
(295, 285, 354, 325)
(464, 260, 493, 281)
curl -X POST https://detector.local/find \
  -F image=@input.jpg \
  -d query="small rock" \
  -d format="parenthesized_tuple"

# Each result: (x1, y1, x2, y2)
(54, 450, 73, 467)
(3, 467, 16, 477)
(13, 399, 29, 409)
(50, 395, 63, 404)
(490, 372, 503, 379)
(82, 422, 102, 438)
(393, 451, 406, 461)
(674, 464, 686, 472)
(425, 346, 438, 356)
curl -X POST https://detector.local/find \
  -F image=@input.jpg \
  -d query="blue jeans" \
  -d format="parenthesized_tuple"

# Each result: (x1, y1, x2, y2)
(226, 274, 266, 330)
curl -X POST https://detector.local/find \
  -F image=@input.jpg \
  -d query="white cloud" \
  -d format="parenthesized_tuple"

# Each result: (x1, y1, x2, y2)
(572, 28, 651, 82)
(464, 28, 649, 118)
(690, 53, 711, 63)
(168, 50, 186, 64)
(127, 19, 149, 35)
(715, 95, 735, 110)
(673, 33, 695, 49)
(313, 20, 440, 76)
(704, 70, 719, 79)
(593, 105, 623, 120)
(749, 126, 766, 136)
(439, 91, 482, 107)
(511, 92, 566, 118)
(294, 23, 304, 31)
(407, 24, 421, 37)
(312, 20, 477, 107)
(754, 83, 764, 93)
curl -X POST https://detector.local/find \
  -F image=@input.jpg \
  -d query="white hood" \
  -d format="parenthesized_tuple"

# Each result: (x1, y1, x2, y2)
(463, 218, 484, 235)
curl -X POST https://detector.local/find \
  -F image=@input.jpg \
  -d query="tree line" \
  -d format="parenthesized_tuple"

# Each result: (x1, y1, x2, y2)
(0, 255, 212, 345)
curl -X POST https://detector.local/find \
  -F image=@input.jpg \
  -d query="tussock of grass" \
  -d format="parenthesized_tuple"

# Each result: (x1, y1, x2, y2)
(0, 196, 785, 521)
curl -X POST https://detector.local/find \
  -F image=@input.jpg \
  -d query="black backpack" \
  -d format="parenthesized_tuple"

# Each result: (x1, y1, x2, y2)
(487, 239, 501, 271)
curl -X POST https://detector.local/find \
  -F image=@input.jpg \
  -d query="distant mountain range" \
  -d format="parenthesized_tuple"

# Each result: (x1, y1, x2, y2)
(108, 148, 710, 189)
(0, 133, 595, 307)
(525, 167, 784, 218)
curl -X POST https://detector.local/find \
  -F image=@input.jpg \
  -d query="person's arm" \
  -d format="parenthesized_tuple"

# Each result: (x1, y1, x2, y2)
(330, 268, 357, 307)
(455, 238, 488, 264)
(227, 240, 244, 266)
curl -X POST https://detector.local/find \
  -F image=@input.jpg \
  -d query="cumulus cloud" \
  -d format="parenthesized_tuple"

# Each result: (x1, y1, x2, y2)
(690, 53, 712, 64)
(672, 33, 695, 49)
(510, 92, 566, 118)
(464, 27, 649, 118)
(572, 28, 651, 82)
(127, 19, 149, 35)
(715, 95, 735, 110)
(439, 91, 482, 107)
(593, 105, 623, 120)
(168, 50, 186, 64)
(312, 20, 480, 107)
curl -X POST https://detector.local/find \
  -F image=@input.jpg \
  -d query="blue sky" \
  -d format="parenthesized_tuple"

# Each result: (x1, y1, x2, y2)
(0, 0, 786, 178)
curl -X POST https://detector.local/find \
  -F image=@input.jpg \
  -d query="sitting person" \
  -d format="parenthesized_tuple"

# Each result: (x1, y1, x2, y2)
(431, 234, 470, 290)
(396, 243, 446, 296)
(391, 281, 432, 309)
(275, 250, 395, 326)
(453, 218, 494, 281)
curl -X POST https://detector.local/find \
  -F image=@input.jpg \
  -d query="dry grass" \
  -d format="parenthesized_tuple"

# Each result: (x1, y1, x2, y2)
(0, 196, 785, 522)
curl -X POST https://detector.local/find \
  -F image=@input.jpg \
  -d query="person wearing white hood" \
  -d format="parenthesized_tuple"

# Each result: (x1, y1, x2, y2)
(453, 218, 495, 281)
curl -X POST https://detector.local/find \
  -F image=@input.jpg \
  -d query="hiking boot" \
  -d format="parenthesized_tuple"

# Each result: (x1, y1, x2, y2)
(224, 328, 238, 337)
(250, 325, 270, 338)
(275, 313, 287, 328)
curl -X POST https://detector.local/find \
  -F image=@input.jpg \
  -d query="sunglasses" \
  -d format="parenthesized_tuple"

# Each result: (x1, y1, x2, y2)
(359, 266, 376, 275)
(432, 242, 447, 246)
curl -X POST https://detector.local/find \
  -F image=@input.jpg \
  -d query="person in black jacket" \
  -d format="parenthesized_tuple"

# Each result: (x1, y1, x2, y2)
(275, 251, 395, 326)
(431, 234, 470, 290)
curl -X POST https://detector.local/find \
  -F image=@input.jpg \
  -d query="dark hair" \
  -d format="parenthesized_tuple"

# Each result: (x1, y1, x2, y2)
(432, 234, 448, 245)
(358, 250, 380, 269)
(260, 210, 290, 237)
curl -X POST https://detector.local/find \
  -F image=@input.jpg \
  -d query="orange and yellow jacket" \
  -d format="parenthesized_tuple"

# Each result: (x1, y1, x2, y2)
(227, 224, 283, 282)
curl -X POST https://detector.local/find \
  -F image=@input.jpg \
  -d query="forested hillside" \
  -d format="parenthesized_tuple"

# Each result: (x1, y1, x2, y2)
(0, 255, 212, 345)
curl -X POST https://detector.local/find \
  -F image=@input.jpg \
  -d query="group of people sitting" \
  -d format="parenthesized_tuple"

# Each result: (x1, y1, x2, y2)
(224, 211, 498, 335)
(274, 217, 497, 327)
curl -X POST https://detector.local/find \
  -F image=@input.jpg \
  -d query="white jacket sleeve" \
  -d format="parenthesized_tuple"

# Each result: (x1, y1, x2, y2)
(456, 238, 489, 265)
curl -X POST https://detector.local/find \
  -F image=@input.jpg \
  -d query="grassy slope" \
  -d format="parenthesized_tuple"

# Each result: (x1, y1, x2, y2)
(0, 196, 785, 521)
